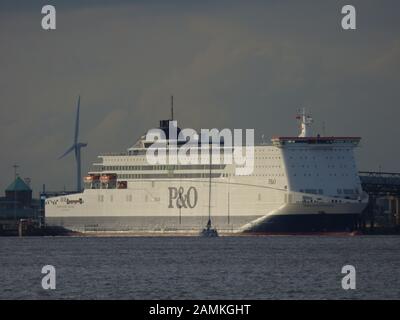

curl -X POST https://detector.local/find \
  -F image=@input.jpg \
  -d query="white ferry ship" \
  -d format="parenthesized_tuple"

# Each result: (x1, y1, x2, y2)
(45, 110, 368, 234)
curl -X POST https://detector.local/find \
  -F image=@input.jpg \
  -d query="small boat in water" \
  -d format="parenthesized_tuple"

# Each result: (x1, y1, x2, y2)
(199, 145, 219, 238)
(200, 219, 219, 237)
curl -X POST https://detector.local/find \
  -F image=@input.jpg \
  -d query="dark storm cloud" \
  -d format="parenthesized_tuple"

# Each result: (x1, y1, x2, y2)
(0, 0, 399, 193)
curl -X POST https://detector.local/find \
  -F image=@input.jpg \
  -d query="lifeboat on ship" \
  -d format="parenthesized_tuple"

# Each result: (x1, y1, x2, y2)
(100, 174, 117, 183)
(84, 174, 100, 183)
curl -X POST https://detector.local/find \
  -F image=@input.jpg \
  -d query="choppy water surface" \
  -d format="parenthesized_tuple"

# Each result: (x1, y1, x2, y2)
(0, 236, 399, 299)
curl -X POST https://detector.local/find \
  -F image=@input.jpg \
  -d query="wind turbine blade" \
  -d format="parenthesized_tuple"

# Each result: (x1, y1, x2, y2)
(74, 95, 80, 145)
(58, 145, 75, 159)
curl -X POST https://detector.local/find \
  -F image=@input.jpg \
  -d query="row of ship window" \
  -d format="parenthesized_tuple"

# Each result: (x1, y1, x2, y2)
(255, 165, 281, 168)
(89, 172, 287, 181)
(98, 194, 160, 202)
(114, 173, 285, 179)
(100, 164, 226, 171)
(117, 173, 228, 179)
(97, 195, 138, 202)
(258, 173, 286, 178)
(293, 173, 354, 177)
(291, 164, 351, 168)
(299, 188, 359, 195)
(288, 149, 351, 152)
(290, 156, 350, 160)
(254, 157, 281, 160)
(302, 198, 348, 204)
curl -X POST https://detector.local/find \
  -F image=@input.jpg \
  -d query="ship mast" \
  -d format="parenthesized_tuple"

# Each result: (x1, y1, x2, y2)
(208, 143, 212, 226)
(297, 108, 313, 137)
(199, 141, 218, 236)
(171, 95, 174, 120)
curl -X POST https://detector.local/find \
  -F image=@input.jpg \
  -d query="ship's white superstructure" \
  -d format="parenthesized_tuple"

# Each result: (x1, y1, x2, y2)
(45, 111, 368, 233)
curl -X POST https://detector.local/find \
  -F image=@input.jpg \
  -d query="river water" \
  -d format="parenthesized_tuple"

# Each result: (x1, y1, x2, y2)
(0, 235, 399, 299)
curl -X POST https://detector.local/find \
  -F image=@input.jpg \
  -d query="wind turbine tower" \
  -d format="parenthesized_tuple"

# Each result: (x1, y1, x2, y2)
(59, 96, 88, 192)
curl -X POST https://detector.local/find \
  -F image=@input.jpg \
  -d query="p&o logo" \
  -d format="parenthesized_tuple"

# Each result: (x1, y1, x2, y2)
(168, 186, 198, 209)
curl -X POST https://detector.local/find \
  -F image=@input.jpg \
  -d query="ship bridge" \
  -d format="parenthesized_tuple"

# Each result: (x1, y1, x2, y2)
(271, 136, 361, 147)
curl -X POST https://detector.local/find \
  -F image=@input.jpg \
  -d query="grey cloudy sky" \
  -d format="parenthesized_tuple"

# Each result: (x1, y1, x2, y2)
(0, 0, 399, 194)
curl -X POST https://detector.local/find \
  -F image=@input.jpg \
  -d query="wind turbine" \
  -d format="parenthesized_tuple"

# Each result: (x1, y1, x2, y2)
(59, 96, 87, 192)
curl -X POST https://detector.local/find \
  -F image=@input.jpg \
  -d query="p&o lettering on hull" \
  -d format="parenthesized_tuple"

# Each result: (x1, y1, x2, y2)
(168, 186, 198, 209)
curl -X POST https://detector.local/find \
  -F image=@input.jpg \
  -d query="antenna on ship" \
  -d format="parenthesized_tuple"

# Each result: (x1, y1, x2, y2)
(171, 95, 174, 120)
(200, 142, 219, 237)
